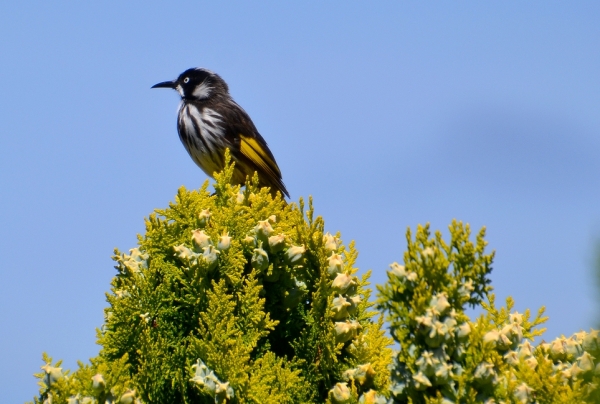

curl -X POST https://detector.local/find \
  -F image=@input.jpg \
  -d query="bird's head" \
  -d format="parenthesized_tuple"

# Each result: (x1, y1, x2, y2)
(152, 68, 229, 101)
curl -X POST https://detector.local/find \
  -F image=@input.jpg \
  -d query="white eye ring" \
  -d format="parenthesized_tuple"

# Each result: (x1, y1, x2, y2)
(183, 77, 189, 83)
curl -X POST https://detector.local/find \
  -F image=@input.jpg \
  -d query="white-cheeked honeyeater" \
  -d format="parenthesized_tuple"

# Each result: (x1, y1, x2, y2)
(152, 68, 289, 198)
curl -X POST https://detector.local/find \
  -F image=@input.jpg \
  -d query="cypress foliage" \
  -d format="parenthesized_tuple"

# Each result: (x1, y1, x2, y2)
(31, 151, 392, 404)
(378, 223, 600, 403)
(30, 151, 600, 403)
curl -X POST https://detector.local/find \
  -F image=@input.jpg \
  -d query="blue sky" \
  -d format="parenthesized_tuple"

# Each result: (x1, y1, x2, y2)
(1, 2, 599, 401)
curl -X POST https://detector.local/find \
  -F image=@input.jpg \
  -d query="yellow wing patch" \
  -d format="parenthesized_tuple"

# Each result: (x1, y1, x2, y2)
(239, 135, 281, 177)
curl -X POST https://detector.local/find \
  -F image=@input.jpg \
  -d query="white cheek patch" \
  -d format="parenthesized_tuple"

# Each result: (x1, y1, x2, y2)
(176, 85, 184, 97)
(192, 82, 212, 99)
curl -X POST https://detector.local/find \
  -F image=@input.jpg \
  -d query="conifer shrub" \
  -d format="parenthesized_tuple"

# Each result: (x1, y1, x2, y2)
(377, 224, 600, 403)
(30, 152, 392, 404)
(30, 152, 599, 403)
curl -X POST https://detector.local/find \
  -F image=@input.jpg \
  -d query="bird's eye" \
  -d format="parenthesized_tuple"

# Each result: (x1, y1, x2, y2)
(183, 77, 190, 83)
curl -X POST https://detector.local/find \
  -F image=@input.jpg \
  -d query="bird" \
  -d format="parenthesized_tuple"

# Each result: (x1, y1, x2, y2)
(152, 68, 289, 198)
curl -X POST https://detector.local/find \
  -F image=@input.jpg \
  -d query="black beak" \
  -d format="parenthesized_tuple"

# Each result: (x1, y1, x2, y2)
(151, 80, 176, 89)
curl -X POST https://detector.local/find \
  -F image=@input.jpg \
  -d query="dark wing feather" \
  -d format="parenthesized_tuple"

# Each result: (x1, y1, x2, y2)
(215, 99, 289, 198)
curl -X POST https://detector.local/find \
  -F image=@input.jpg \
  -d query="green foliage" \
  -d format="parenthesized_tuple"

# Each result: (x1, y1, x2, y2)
(29, 151, 600, 403)
(378, 223, 600, 403)
(30, 150, 392, 404)
(30, 352, 135, 404)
